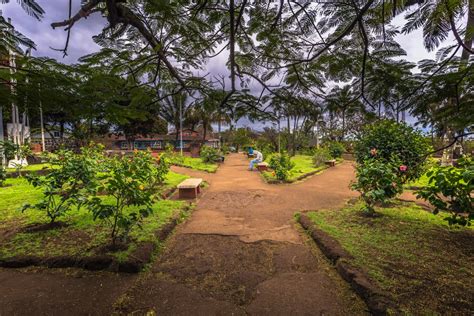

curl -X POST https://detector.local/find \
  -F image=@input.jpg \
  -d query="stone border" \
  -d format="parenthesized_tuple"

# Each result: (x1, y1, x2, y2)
(298, 213, 397, 315)
(171, 162, 218, 173)
(6, 168, 51, 178)
(0, 213, 184, 273)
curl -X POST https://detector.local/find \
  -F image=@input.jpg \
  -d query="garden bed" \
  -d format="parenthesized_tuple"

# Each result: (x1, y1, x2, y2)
(169, 156, 218, 173)
(0, 171, 192, 273)
(300, 200, 474, 314)
(261, 155, 343, 183)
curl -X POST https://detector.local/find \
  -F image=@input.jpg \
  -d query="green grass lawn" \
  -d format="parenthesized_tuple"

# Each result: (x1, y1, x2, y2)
(262, 155, 342, 183)
(0, 171, 191, 261)
(170, 156, 218, 173)
(404, 168, 434, 189)
(305, 201, 474, 314)
(6, 163, 52, 173)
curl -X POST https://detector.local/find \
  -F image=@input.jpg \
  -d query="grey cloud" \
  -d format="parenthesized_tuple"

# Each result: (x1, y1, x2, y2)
(2, 0, 106, 63)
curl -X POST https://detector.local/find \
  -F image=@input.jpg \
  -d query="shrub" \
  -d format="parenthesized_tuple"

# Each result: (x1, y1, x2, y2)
(200, 145, 220, 163)
(351, 158, 404, 215)
(0, 140, 18, 161)
(355, 120, 431, 182)
(327, 142, 345, 159)
(416, 156, 473, 226)
(86, 150, 156, 246)
(0, 167, 6, 187)
(312, 148, 332, 167)
(22, 149, 100, 223)
(268, 153, 295, 181)
(154, 153, 170, 185)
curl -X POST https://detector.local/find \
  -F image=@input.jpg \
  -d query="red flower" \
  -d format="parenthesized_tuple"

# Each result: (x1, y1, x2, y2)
(370, 148, 377, 156)
(399, 165, 407, 172)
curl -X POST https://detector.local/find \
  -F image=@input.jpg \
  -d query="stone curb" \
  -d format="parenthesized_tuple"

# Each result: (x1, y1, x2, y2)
(298, 213, 397, 315)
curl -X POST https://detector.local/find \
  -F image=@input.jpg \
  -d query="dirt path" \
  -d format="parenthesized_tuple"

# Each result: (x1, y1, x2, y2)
(0, 154, 368, 315)
(118, 154, 367, 315)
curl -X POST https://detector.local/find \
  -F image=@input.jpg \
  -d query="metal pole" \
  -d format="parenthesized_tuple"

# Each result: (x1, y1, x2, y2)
(179, 99, 183, 156)
(39, 89, 46, 152)
(278, 118, 281, 154)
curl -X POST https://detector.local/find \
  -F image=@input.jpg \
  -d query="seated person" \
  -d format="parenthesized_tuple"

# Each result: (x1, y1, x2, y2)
(249, 150, 263, 171)
(248, 147, 254, 155)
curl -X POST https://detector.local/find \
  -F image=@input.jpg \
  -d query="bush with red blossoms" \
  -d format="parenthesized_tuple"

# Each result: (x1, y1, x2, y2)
(355, 120, 431, 182)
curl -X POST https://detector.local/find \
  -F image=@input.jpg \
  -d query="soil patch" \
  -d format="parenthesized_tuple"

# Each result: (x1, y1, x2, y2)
(22, 221, 69, 233)
(116, 233, 367, 314)
(0, 267, 135, 316)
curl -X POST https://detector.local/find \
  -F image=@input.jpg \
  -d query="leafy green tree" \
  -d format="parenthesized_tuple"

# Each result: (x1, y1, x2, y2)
(416, 156, 473, 226)
(87, 150, 156, 246)
(355, 120, 431, 182)
(22, 149, 99, 223)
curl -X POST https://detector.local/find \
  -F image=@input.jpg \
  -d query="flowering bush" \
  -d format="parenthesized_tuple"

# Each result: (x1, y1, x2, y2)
(268, 153, 294, 181)
(86, 150, 156, 246)
(355, 120, 431, 182)
(312, 148, 332, 167)
(351, 158, 404, 215)
(416, 156, 473, 226)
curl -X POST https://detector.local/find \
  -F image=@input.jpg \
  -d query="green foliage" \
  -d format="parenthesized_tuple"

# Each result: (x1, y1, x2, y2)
(312, 148, 332, 167)
(154, 153, 170, 185)
(268, 153, 295, 181)
(351, 158, 404, 215)
(200, 145, 220, 163)
(258, 144, 275, 162)
(231, 128, 252, 150)
(326, 141, 345, 158)
(22, 149, 100, 223)
(0, 167, 6, 187)
(416, 156, 473, 226)
(0, 140, 19, 161)
(86, 150, 156, 245)
(355, 120, 431, 182)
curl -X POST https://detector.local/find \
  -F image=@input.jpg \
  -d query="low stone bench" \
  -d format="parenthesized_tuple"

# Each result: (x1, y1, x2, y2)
(325, 159, 336, 167)
(177, 178, 203, 199)
(257, 162, 269, 171)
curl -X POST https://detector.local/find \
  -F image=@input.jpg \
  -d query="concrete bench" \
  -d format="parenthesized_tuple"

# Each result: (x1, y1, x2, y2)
(325, 159, 336, 167)
(247, 153, 255, 158)
(177, 178, 203, 199)
(257, 162, 269, 171)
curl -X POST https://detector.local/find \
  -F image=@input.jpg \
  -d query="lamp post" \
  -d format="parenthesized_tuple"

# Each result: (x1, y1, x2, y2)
(179, 98, 183, 156)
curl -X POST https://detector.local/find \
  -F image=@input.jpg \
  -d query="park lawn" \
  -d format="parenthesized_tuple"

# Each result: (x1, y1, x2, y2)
(404, 167, 434, 189)
(262, 155, 342, 183)
(305, 201, 474, 314)
(0, 171, 191, 262)
(170, 156, 218, 173)
(6, 163, 53, 174)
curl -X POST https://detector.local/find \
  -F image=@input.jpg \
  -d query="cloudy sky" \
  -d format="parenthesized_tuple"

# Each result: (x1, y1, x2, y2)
(1, 1, 457, 130)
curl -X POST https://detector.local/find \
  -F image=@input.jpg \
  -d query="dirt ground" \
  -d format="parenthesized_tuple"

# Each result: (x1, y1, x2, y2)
(1, 154, 369, 315)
